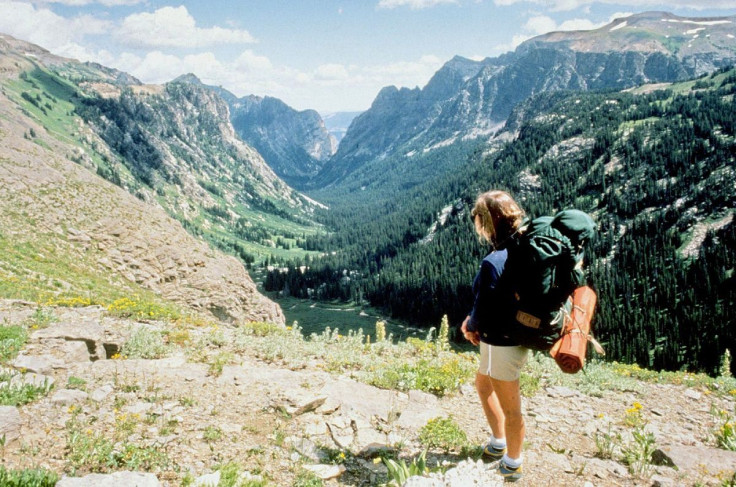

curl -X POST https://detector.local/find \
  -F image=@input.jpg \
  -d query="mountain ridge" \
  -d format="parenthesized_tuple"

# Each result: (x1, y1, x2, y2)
(169, 72, 337, 189)
(315, 11, 736, 188)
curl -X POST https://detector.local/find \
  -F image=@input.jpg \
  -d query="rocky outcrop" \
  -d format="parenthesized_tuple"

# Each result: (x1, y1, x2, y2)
(1, 301, 733, 486)
(88, 214, 283, 324)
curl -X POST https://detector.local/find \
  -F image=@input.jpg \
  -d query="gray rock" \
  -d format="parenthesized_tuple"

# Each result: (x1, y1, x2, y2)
(353, 427, 390, 455)
(0, 406, 21, 443)
(90, 384, 114, 402)
(11, 354, 63, 374)
(319, 377, 402, 421)
(651, 474, 676, 486)
(404, 459, 504, 486)
(62, 340, 93, 363)
(653, 444, 736, 475)
(290, 437, 325, 462)
(395, 390, 442, 430)
(56, 471, 160, 486)
(125, 402, 154, 415)
(290, 396, 327, 416)
(51, 388, 89, 405)
(546, 386, 580, 398)
(32, 321, 107, 360)
(193, 470, 220, 487)
(683, 389, 702, 401)
(302, 464, 346, 480)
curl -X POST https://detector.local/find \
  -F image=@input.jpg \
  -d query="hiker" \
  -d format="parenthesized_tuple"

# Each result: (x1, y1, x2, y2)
(461, 189, 527, 482)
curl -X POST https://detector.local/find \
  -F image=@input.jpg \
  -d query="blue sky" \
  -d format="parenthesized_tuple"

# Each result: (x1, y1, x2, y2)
(0, 1, 734, 113)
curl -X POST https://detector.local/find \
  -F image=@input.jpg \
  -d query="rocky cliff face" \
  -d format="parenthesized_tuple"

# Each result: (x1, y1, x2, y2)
(229, 94, 337, 188)
(319, 11, 736, 185)
(172, 74, 337, 189)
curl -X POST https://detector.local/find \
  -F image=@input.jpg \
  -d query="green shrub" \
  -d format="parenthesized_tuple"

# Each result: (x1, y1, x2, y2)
(621, 425, 656, 477)
(241, 321, 285, 337)
(27, 307, 57, 329)
(712, 406, 736, 451)
(0, 466, 59, 487)
(66, 376, 86, 390)
(0, 374, 52, 406)
(369, 356, 472, 397)
(418, 416, 468, 453)
(121, 326, 169, 359)
(0, 325, 27, 363)
(107, 297, 181, 321)
(293, 469, 323, 487)
(383, 449, 430, 486)
(66, 411, 169, 474)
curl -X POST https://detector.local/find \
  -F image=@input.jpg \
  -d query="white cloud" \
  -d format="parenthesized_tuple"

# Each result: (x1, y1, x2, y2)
(43, 0, 145, 5)
(523, 15, 558, 35)
(125, 50, 186, 83)
(0, 1, 112, 52)
(363, 55, 443, 81)
(314, 64, 350, 81)
(558, 17, 603, 30)
(115, 50, 443, 111)
(234, 50, 273, 72)
(377, 0, 458, 9)
(493, 0, 736, 12)
(115, 6, 256, 49)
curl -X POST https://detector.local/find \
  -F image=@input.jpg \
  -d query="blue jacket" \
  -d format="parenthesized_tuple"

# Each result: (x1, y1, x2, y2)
(466, 249, 518, 346)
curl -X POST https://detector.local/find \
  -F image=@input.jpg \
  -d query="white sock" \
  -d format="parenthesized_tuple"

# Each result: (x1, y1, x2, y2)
(490, 435, 506, 449)
(501, 454, 522, 468)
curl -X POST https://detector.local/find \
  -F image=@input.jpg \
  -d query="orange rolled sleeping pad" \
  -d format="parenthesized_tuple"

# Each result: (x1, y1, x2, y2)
(550, 286, 598, 374)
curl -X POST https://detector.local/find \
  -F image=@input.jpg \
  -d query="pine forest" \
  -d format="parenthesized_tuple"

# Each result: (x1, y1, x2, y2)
(264, 68, 736, 376)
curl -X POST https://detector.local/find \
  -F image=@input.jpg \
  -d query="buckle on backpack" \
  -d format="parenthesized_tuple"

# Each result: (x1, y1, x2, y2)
(516, 310, 541, 329)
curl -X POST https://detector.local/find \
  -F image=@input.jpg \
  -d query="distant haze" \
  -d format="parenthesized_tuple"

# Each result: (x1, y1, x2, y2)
(322, 112, 363, 144)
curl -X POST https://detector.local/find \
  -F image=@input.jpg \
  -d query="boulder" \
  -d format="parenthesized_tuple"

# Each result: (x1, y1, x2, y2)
(11, 354, 64, 374)
(0, 406, 21, 443)
(56, 471, 160, 487)
(303, 464, 346, 480)
(32, 321, 108, 360)
(653, 444, 736, 475)
(51, 389, 89, 406)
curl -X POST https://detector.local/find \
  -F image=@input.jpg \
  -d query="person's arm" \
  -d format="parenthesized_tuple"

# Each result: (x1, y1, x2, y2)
(465, 255, 503, 339)
(461, 316, 479, 345)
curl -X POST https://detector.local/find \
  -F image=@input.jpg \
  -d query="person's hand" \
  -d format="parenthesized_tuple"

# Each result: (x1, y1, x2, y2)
(461, 317, 480, 346)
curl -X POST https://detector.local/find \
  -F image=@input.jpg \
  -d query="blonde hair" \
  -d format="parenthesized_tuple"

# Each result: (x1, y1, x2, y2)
(471, 190, 525, 246)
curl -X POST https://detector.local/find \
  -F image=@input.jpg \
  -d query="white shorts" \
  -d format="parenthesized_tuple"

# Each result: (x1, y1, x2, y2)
(478, 343, 529, 381)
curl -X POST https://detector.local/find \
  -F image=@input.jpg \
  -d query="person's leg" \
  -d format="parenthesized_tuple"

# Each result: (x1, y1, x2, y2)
(476, 343, 505, 439)
(475, 371, 504, 437)
(489, 377, 524, 459)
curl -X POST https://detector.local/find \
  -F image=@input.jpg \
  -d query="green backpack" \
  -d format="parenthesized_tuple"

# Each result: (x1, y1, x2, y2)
(497, 209, 596, 351)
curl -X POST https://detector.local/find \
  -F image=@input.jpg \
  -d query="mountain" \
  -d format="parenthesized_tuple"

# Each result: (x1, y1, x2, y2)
(70, 68, 323, 264)
(172, 74, 337, 190)
(317, 11, 736, 186)
(321, 111, 363, 144)
(0, 33, 319, 323)
(227, 93, 336, 189)
(173, 74, 337, 189)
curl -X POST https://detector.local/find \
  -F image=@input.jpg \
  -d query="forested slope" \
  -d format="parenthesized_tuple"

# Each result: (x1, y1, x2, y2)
(266, 68, 736, 375)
